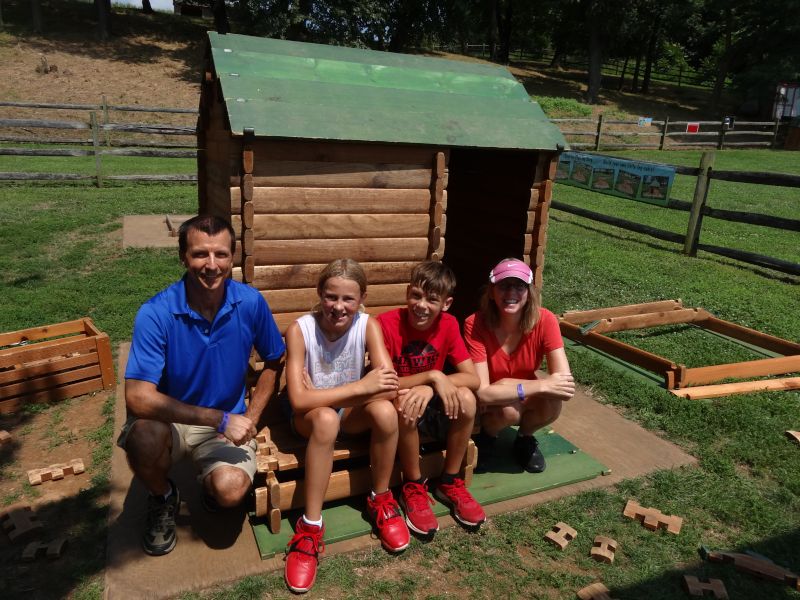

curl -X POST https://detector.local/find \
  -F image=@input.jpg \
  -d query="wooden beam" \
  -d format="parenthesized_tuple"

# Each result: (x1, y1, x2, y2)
(0, 337, 95, 369)
(262, 284, 407, 314)
(272, 305, 405, 335)
(0, 377, 104, 414)
(232, 261, 417, 290)
(699, 317, 800, 355)
(560, 320, 679, 387)
(249, 238, 433, 265)
(590, 308, 712, 333)
(683, 355, 800, 387)
(0, 352, 97, 386)
(230, 213, 433, 240)
(671, 377, 800, 400)
(0, 365, 101, 400)
(244, 139, 444, 166)
(238, 161, 437, 189)
(0, 319, 87, 347)
(230, 187, 438, 214)
(561, 300, 684, 325)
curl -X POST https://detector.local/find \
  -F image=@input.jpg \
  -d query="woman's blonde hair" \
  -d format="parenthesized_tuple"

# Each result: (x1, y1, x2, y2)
(479, 258, 541, 333)
(312, 258, 367, 313)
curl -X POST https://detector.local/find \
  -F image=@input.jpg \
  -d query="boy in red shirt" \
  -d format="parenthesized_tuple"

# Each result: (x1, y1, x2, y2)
(377, 261, 485, 536)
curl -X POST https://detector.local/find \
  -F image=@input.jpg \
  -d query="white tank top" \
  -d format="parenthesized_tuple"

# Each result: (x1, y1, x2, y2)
(297, 312, 368, 389)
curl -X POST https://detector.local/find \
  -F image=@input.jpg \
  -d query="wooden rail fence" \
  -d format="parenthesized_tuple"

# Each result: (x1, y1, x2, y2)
(555, 115, 781, 151)
(551, 151, 800, 277)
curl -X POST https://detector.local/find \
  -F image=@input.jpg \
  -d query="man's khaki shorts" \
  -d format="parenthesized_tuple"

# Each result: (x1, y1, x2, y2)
(117, 417, 258, 482)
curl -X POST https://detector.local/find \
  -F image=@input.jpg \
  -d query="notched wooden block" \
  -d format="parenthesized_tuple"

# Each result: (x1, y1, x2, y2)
(576, 581, 615, 600)
(544, 521, 577, 550)
(590, 536, 618, 564)
(0, 430, 11, 446)
(683, 575, 728, 599)
(785, 430, 800, 444)
(623, 499, 683, 534)
(27, 458, 85, 486)
(22, 537, 68, 561)
(1, 505, 43, 542)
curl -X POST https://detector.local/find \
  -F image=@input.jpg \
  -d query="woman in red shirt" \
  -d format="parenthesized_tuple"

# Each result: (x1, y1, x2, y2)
(463, 258, 575, 473)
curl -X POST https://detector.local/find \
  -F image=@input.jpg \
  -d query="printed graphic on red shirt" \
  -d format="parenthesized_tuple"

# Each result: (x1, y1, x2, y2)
(393, 340, 439, 376)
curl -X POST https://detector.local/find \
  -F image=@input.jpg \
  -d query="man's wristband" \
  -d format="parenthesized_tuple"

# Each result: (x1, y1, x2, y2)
(217, 411, 230, 434)
(517, 383, 526, 402)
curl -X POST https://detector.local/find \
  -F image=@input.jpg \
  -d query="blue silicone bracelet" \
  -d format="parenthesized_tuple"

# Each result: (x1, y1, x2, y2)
(217, 411, 230, 434)
(517, 383, 525, 401)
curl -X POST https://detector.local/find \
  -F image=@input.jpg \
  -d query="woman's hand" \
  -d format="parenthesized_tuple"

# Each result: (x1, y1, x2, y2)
(532, 372, 575, 402)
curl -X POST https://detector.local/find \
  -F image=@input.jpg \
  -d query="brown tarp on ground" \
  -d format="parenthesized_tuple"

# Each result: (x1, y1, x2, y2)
(104, 343, 695, 599)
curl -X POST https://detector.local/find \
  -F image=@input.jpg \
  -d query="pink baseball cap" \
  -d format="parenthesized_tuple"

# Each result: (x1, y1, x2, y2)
(489, 259, 533, 284)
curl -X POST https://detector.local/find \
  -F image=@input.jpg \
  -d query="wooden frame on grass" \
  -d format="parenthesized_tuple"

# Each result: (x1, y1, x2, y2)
(559, 299, 800, 400)
(0, 318, 115, 414)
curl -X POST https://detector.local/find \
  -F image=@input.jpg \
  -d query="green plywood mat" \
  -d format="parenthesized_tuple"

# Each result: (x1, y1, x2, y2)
(250, 427, 607, 559)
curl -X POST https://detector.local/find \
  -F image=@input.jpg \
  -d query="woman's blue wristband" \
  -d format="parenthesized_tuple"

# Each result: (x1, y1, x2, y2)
(217, 411, 230, 434)
(517, 383, 526, 401)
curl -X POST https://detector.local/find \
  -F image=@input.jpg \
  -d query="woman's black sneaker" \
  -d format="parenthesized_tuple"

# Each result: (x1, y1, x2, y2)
(474, 430, 498, 474)
(513, 435, 546, 473)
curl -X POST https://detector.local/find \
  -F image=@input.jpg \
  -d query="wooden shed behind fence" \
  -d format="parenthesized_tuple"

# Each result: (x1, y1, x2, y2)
(198, 32, 567, 328)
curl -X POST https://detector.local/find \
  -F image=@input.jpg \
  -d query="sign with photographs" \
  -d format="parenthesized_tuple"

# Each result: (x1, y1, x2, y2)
(555, 152, 676, 206)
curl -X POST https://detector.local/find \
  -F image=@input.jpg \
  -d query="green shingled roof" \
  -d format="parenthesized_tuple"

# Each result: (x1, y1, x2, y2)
(208, 32, 567, 151)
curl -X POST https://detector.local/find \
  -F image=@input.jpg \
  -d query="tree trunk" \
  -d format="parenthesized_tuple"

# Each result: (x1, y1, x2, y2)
(617, 55, 629, 90)
(211, 1, 230, 34)
(31, 0, 43, 33)
(550, 46, 564, 69)
(631, 52, 642, 92)
(641, 16, 662, 94)
(585, 3, 602, 104)
(495, 0, 513, 64)
(487, 0, 499, 61)
(142, 0, 153, 14)
(710, 5, 733, 113)
(95, 0, 112, 40)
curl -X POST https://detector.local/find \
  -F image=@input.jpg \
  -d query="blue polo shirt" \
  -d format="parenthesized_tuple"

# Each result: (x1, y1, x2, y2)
(125, 276, 285, 414)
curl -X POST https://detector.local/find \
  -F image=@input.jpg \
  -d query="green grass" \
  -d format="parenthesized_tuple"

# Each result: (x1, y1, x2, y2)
(1, 148, 799, 599)
(534, 96, 593, 119)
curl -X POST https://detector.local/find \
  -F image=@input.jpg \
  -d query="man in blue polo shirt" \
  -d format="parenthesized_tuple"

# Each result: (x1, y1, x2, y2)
(118, 215, 285, 556)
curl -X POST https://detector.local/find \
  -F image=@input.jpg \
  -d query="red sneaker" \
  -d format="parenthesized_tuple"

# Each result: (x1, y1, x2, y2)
(399, 480, 439, 536)
(285, 518, 325, 593)
(366, 490, 410, 552)
(434, 478, 486, 528)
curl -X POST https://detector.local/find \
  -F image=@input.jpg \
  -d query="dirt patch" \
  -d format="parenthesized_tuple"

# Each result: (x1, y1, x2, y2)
(0, 391, 110, 598)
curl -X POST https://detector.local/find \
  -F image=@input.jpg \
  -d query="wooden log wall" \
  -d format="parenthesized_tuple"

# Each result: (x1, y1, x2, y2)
(197, 64, 234, 223)
(442, 148, 553, 322)
(227, 140, 448, 333)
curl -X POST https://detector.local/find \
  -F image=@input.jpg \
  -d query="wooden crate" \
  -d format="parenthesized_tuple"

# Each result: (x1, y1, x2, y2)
(0, 318, 115, 414)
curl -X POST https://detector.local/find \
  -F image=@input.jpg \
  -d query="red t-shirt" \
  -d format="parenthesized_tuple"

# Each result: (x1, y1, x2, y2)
(463, 308, 563, 381)
(377, 308, 470, 376)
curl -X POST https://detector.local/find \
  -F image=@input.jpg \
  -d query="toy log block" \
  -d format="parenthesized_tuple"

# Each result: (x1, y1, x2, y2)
(22, 537, 68, 561)
(623, 499, 683, 534)
(544, 521, 577, 550)
(27, 458, 85, 486)
(682, 575, 728, 599)
(786, 431, 800, 445)
(705, 549, 799, 589)
(1, 505, 43, 542)
(590, 536, 618, 564)
(576, 581, 616, 600)
(0, 429, 11, 446)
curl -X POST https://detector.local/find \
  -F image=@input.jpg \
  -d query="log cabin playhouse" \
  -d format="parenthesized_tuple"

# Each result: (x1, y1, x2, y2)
(197, 32, 568, 532)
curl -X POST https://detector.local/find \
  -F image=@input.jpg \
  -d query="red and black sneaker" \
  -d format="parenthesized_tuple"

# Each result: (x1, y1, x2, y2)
(399, 480, 439, 536)
(285, 518, 325, 593)
(366, 490, 410, 552)
(434, 478, 486, 528)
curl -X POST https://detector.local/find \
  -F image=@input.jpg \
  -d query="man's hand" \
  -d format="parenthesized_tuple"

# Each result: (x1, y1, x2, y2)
(431, 372, 460, 419)
(359, 366, 399, 396)
(394, 385, 434, 425)
(222, 413, 257, 446)
(532, 372, 575, 402)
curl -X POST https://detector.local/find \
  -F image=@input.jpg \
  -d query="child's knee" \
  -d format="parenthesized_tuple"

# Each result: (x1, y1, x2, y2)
(306, 407, 341, 442)
(457, 387, 477, 419)
(366, 400, 399, 433)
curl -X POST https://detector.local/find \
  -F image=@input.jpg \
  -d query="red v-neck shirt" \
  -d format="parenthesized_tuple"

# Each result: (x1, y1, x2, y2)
(463, 308, 563, 381)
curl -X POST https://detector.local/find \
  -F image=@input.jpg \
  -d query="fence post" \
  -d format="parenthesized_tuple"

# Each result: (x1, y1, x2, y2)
(101, 94, 111, 147)
(683, 151, 715, 256)
(659, 116, 670, 150)
(718, 117, 727, 149)
(90, 111, 103, 188)
(772, 120, 780, 148)
(678, 65, 683, 88)
(594, 113, 604, 151)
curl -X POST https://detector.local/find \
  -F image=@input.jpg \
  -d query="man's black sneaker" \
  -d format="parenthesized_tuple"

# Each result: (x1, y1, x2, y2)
(513, 435, 546, 473)
(142, 482, 180, 556)
(474, 430, 497, 474)
(201, 491, 221, 513)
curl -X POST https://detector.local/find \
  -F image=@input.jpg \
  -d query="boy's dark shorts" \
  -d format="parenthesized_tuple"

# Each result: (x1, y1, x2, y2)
(417, 396, 451, 443)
